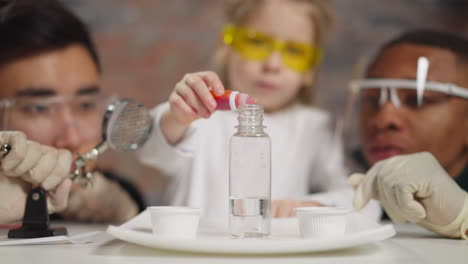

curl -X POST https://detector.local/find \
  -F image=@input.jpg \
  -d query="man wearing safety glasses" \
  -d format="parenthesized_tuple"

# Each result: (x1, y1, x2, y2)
(0, 0, 144, 224)
(348, 30, 468, 239)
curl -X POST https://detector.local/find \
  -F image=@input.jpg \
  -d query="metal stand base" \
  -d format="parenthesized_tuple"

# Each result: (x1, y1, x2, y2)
(8, 187, 68, 238)
(8, 227, 67, 239)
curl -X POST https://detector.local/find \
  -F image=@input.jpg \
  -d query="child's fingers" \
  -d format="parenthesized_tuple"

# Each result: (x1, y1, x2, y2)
(272, 200, 291, 218)
(175, 83, 210, 118)
(199, 71, 225, 96)
(278, 204, 292, 218)
(271, 200, 278, 218)
(169, 93, 197, 118)
(185, 75, 217, 111)
(288, 200, 302, 217)
(288, 207, 297, 217)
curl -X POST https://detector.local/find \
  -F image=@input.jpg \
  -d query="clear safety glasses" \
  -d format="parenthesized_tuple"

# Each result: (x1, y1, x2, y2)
(349, 78, 468, 110)
(223, 24, 323, 73)
(348, 56, 468, 111)
(0, 93, 117, 142)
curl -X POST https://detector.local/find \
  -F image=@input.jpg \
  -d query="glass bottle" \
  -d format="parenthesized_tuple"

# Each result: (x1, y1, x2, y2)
(229, 104, 271, 238)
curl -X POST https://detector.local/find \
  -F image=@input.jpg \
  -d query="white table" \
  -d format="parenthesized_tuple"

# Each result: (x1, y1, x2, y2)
(1, 222, 467, 264)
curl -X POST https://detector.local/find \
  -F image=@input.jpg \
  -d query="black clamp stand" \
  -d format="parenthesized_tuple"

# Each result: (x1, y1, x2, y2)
(8, 187, 67, 238)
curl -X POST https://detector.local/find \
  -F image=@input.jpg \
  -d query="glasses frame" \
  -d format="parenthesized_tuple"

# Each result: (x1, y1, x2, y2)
(222, 24, 323, 72)
(0, 93, 118, 130)
(349, 78, 468, 108)
(0, 93, 118, 109)
(350, 78, 468, 99)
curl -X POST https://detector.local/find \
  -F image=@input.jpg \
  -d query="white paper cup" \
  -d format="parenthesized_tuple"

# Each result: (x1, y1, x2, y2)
(148, 206, 201, 239)
(295, 207, 349, 238)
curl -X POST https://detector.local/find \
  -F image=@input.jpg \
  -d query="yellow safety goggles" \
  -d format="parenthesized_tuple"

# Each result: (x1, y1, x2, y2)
(223, 24, 323, 73)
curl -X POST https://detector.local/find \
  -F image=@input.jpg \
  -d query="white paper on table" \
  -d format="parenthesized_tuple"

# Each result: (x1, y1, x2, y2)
(0, 231, 101, 246)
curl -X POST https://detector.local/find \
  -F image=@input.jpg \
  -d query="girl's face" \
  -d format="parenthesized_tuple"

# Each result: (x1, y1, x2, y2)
(226, 0, 316, 112)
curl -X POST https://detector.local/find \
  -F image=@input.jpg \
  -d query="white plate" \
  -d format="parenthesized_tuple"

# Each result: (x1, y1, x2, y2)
(107, 210, 395, 255)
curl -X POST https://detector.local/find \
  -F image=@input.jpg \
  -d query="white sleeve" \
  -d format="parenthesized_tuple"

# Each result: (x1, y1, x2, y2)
(136, 102, 199, 178)
(305, 117, 382, 221)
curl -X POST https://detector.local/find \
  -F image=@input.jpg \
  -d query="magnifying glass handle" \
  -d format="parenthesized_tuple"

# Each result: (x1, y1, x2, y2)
(79, 142, 108, 163)
(70, 142, 108, 187)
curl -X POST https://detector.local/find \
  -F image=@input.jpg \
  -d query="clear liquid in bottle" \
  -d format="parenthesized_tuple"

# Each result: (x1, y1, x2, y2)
(229, 104, 271, 238)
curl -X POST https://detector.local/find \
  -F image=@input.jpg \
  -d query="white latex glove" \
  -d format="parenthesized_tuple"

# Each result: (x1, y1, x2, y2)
(0, 131, 73, 223)
(349, 152, 468, 239)
(60, 172, 138, 224)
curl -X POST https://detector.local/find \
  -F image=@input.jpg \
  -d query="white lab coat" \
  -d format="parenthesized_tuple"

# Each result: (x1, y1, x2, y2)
(138, 103, 381, 220)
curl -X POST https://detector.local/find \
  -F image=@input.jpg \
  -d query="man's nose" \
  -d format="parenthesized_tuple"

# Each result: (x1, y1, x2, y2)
(370, 102, 406, 132)
(53, 107, 81, 151)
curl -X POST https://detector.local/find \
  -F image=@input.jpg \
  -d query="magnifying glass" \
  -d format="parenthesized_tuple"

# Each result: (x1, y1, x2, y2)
(71, 98, 153, 186)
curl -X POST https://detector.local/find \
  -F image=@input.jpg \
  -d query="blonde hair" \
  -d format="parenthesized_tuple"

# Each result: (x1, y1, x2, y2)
(215, 0, 334, 106)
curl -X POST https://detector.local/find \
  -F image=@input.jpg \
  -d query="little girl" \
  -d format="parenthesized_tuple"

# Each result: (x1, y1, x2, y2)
(138, 0, 380, 220)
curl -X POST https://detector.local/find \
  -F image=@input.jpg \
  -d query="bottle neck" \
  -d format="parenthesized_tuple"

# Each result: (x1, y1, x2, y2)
(236, 104, 265, 134)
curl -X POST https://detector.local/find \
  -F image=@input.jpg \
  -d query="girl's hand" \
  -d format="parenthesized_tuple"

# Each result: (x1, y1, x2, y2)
(168, 71, 225, 126)
(271, 199, 322, 218)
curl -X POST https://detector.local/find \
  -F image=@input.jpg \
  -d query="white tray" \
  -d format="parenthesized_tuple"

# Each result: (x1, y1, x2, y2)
(107, 210, 395, 255)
